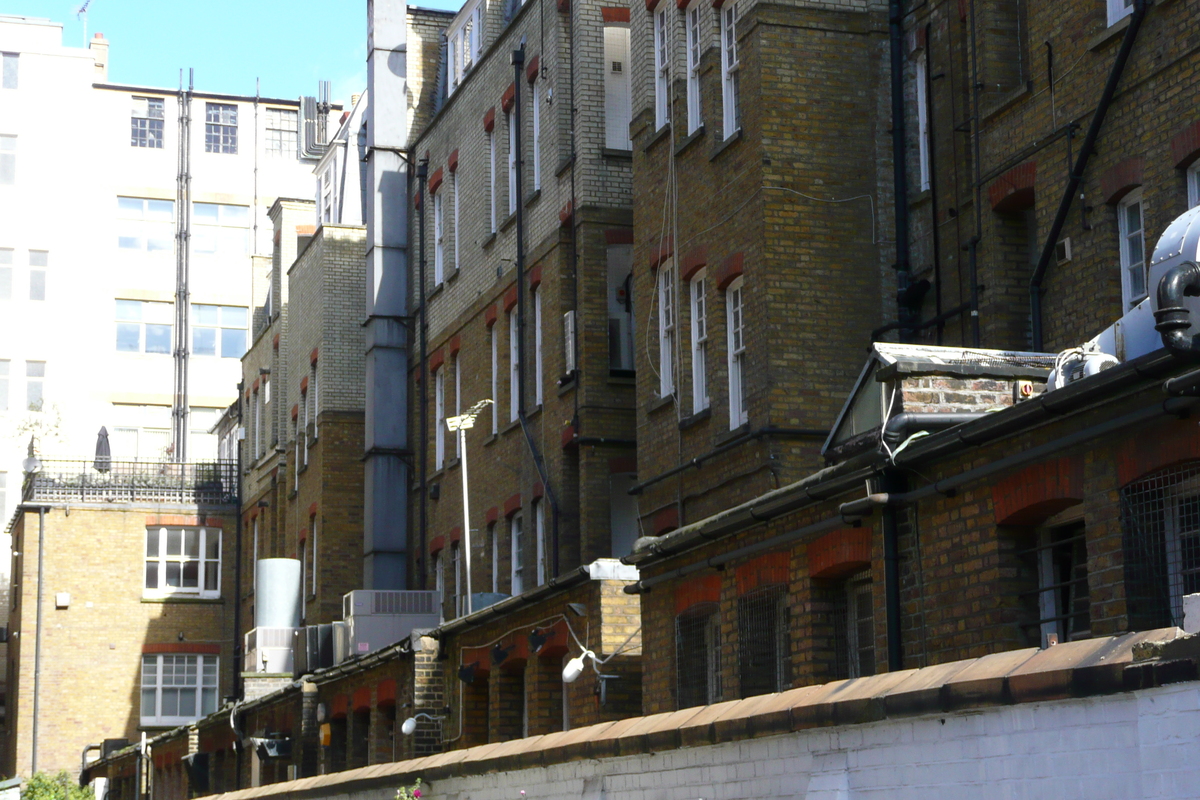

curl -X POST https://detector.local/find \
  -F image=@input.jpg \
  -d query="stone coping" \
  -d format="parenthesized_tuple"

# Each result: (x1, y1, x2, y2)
(197, 628, 1196, 800)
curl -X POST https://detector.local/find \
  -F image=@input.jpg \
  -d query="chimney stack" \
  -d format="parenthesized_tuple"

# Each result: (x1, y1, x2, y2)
(89, 33, 108, 82)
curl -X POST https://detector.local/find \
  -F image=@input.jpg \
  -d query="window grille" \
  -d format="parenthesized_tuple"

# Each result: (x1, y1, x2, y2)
(1120, 461, 1200, 629)
(737, 585, 787, 697)
(831, 570, 874, 679)
(1015, 520, 1090, 646)
(131, 96, 165, 148)
(676, 603, 721, 709)
(205, 102, 238, 154)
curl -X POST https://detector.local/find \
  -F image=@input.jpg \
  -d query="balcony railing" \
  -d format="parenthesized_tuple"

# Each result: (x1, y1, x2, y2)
(26, 459, 237, 506)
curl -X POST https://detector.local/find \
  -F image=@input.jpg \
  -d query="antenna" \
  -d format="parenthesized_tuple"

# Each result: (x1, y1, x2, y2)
(76, 0, 93, 47)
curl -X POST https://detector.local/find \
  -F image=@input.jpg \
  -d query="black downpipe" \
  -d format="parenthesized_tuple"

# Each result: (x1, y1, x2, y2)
(888, 0, 912, 333)
(1029, 0, 1147, 351)
(881, 470, 905, 672)
(232, 382, 244, 702)
(1154, 261, 1200, 358)
(417, 158, 429, 588)
(512, 45, 562, 577)
(966, 0, 983, 346)
(924, 25, 944, 344)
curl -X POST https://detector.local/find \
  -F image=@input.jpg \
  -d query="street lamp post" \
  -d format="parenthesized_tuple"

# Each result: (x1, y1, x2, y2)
(445, 398, 492, 617)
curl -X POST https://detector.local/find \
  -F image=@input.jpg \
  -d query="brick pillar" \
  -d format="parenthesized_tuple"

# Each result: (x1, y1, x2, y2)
(493, 662, 526, 742)
(299, 681, 319, 777)
(525, 656, 563, 736)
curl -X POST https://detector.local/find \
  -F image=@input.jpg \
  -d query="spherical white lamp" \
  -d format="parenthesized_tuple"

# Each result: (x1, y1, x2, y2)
(400, 717, 418, 736)
(562, 650, 594, 683)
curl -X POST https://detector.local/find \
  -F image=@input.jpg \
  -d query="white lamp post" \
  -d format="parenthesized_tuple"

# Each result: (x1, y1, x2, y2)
(445, 398, 492, 617)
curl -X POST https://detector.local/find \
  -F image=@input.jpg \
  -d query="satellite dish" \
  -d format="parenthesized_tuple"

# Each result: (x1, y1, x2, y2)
(22, 457, 41, 474)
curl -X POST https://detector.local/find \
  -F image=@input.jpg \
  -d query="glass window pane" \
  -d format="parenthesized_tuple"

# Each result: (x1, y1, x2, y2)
(166, 529, 182, 555)
(148, 200, 173, 221)
(182, 560, 199, 587)
(221, 306, 248, 328)
(193, 230, 217, 254)
(162, 689, 179, 717)
(194, 304, 219, 325)
(193, 203, 219, 223)
(145, 562, 158, 589)
(221, 328, 246, 358)
(143, 302, 173, 324)
(28, 251, 47, 267)
(146, 529, 158, 556)
(119, 197, 144, 218)
(223, 205, 250, 226)
(147, 229, 172, 252)
(205, 532, 219, 559)
(204, 564, 218, 591)
(141, 688, 157, 716)
(116, 300, 142, 321)
(145, 324, 172, 354)
(178, 688, 196, 717)
(193, 327, 217, 356)
(25, 361, 44, 378)
(165, 562, 181, 587)
(201, 688, 217, 715)
(29, 270, 44, 301)
(184, 529, 199, 556)
(116, 323, 141, 352)
(119, 233, 143, 250)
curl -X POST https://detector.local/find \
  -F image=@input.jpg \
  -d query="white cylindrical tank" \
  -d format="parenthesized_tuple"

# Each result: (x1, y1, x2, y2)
(255, 558, 302, 629)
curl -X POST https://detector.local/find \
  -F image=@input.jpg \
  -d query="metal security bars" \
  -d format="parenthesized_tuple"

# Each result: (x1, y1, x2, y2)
(1121, 461, 1200, 629)
(26, 459, 236, 505)
(676, 603, 721, 709)
(831, 570, 874, 680)
(737, 585, 787, 697)
(1016, 520, 1091, 646)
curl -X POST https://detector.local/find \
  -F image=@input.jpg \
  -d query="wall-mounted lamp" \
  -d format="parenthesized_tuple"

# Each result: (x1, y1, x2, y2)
(457, 662, 479, 683)
(562, 650, 595, 683)
(491, 643, 514, 665)
(528, 627, 549, 654)
(400, 712, 444, 736)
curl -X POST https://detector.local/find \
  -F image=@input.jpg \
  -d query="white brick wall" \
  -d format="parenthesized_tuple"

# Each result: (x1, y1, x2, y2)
(229, 681, 1200, 800)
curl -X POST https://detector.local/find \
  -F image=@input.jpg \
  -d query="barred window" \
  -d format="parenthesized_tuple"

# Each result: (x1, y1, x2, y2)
(676, 603, 721, 709)
(1121, 461, 1200, 629)
(131, 96, 165, 149)
(737, 585, 787, 697)
(832, 570, 874, 679)
(205, 102, 238, 154)
(1016, 518, 1091, 647)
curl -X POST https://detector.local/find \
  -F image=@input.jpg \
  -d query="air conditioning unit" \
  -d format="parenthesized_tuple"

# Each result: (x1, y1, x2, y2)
(292, 623, 335, 676)
(342, 590, 440, 659)
(1055, 237, 1072, 264)
(244, 627, 298, 674)
(332, 620, 348, 664)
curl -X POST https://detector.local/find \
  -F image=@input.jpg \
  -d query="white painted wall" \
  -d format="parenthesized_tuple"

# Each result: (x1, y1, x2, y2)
(0, 15, 334, 532)
(322, 682, 1200, 800)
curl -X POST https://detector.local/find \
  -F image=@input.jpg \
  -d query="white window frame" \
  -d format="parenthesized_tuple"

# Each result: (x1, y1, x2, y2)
(310, 515, 318, 597)
(0, 249, 11, 302)
(130, 96, 165, 149)
(532, 80, 542, 191)
(685, 1, 703, 135)
(447, 0, 483, 94)
(490, 323, 499, 434)
(144, 526, 222, 599)
(1187, 162, 1200, 209)
(434, 550, 445, 620)
(510, 512, 524, 595)
(452, 171, 461, 273)
(488, 130, 497, 233)
(534, 286, 544, 406)
(2, 52, 18, 91)
(509, 310, 520, 422)
(658, 261, 676, 397)
(264, 108, 298, 156)
(654, 7, 670, 131)
(1118, 190, 1146, 310)
(720, 1, 740, 139)
(507, 111, 517, 217)
(451, 541, 462, 616)
(434, 190, 445, 285)
(726, 277, 747, 428)
(690, 271, 709, 412)
(204, 102, 238, 155)
(1107, 0, 1134, 26)
(534, 500, 546, 586)
(489, 522, 499, 593)
(454, 355, 462, 459)
(915, 57, 930, 193)
(0, 134, 15, 186)
(140, 653, 219, 726)
(435, 365, 446, 469)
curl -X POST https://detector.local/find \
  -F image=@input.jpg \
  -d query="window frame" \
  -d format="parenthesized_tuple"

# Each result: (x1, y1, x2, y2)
(434, 365, 446, 469)
(434, 189, 445, 286)
(131, 96, 165, 149)
(1, 52, 17, 91)
(0, 134, 15, 186)
(1187, 162, 1200, 210)
(534, 286, 544, 407)
(264, 107, 298, 156)
(658, 261, 676, 398)
(675, 603, 721, 709)
(191, 304, 248, 359)
(452, 170, 461, 274)
(726, 277, 747, 428)
(25, 360, 44, 412)
(509, 310, 520, 422)
(116, 299, 174, 356)
(488, 130, 497, 234)
(534, 499, 546, 586)
(511, 511, 525, 595)
(204, 102, 238, 155)
(720, 0, 740, 140)
(140, 653, 219, 727)
(690, 271, 708, 413)
(531, 80, 542, 191)
(1117, 189, 1146, 309)
(685, 1, 704, 135)
(490, 323, 499, 434)
(143, 526, 222, 600)
(1107, 0, 1134, 26)
(653, 7, 671, 131)
(843, 570, 874, 679)
(507, 111, 517, 217)
(915, 57, 930, 193)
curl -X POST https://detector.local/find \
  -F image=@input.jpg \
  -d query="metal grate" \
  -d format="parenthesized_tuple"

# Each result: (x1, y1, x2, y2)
(831, 570, 874, 680)
(342, 590, 439, 618)
(27, 459, 236, 505)
(1016, 521, 1091, 646)
(1120, 461, 1200, 629)
(675, 603, 720, 709)
(737, 585, 787, 697)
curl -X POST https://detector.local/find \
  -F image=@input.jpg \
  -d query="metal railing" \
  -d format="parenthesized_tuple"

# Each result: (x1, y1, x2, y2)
(26, 459, 237, 506)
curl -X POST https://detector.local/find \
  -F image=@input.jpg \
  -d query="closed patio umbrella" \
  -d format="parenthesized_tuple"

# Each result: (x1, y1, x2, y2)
(94, 426, 112, 472)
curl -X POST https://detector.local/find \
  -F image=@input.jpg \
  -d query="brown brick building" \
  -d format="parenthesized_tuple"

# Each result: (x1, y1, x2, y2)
(3, 460, 237, 779)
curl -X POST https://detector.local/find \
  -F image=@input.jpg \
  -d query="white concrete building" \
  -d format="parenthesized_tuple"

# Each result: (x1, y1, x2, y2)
(0, 14, 338, 528)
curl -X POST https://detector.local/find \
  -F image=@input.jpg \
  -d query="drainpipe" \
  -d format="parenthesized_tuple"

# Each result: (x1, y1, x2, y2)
(1029, 0, 1147, 351)
(417, 158, 429, 588)
(888, 0, 912, 334)
(880, 471, 904, 672)
(512, 44, 562, 577)
(924, 25, 945, 344)
(233, 383, 244, 701)
(966, 0, 983, 346)
(30, 503, 47, 773)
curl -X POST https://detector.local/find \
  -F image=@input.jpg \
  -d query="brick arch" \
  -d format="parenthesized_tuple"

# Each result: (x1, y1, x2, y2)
(1118, 418, 1200, 486)
(351, 687, 371, 714)
(674, 574, 721, 614)
(1100, 156, 1145, 206)
(992, 456, 1084, 526)
(1171, 119, 1200, 168)
(808, 528, 871, 579)
(989, 160, 1036, 213)
(735, 551, 790, 595)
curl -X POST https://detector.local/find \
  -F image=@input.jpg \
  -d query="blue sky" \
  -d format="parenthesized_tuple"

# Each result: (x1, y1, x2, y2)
(10, 0, 462, 104)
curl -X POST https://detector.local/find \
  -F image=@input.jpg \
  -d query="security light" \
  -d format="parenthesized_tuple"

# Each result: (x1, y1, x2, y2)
(562, 650, 594, 683)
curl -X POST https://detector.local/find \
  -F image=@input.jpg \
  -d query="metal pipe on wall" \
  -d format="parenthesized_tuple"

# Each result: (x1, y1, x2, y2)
(417, 158, 429, 589)
(888, 0, 912, 332)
